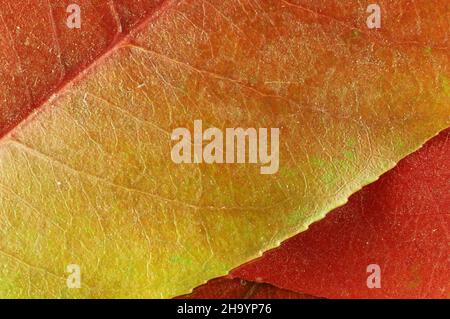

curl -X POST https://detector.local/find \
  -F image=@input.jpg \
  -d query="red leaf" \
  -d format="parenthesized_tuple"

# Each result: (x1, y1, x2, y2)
(232, 129, 450, 299)
(178, 278, 318, 299)
(0, 0, 164, 137)
(0, 0, 448, 298)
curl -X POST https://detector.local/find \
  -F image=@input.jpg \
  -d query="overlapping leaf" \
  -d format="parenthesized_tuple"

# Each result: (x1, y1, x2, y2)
(231, 128, 450, 298)
(0, 0, 448, 298)
(179, 278, 317, 299)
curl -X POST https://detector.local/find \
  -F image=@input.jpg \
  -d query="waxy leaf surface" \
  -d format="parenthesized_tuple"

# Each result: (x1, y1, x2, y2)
(0, 0, 449, 297)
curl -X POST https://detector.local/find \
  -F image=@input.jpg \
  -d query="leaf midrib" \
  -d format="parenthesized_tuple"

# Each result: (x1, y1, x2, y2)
(0, 0, 176, 142)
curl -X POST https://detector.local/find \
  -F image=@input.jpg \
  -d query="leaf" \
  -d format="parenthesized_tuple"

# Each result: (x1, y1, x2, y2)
(178, 278, 318, 299)
(0, 0, 448, 298)
(0, 0, 164, 137)
(232, 128, 450, 298)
